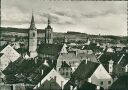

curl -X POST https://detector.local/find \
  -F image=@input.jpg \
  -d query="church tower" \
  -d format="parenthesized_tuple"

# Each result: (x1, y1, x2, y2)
(29, 13, 37, 58)
(45, 18, 53, 44)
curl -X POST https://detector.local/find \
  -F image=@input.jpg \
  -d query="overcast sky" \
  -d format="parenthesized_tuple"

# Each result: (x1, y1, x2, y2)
(1, 0, 127, 36)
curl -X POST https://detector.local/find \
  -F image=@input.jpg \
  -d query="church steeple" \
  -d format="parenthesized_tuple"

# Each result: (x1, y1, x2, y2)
(48, 17, 50, 26)
(45, 17, 53, 44)
(46, 17, 52, 29)
(28, 12, 37, 58)
(30, 13, 36, 30)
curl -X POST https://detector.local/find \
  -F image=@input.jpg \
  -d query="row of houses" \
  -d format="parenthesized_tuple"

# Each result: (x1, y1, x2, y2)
(0, 42, 127, 90)
(0, 14, 128, 90)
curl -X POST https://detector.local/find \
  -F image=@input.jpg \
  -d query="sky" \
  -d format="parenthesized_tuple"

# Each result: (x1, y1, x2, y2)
(1, 0, 127, 36)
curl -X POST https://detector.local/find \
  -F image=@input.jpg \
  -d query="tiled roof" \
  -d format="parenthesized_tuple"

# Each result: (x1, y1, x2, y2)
(34, 69, 68, 89)
(61, 61, 71, 68)
(110, 74, 128, 90)
(99, 52, 128, 75)
(3, 57, 53, 84)
(99, 52, 122, 64)
(99, 52, 128, 67)
(117, 53, 128, 67)
(0, 44, 8, 52)
(72, 60, 99, 80)
(57, 52, 98, 68)
(0, 53, 4, 57)
(37, 79, 61, 90)
(64, 79, 104, 90)
(38, 43, 63, 56)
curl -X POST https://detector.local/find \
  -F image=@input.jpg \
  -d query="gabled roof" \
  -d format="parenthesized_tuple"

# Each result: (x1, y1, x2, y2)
(0, 44, 8, 52)
(61, 61, 71, 68)
(57, 52, 98, 68)
(3, 57, 52, 84)
(117, 53, 128, 67)
(72, 60, 99, 80)
(0, 53, 4, 58)
(37, 79, 61, 90)
(99, 52, 121, 64)
(64, 80, 104, 90)
(99, 52, 128, 67)
(110, 74, 128, 90)
(38, 43, 63, 56)
(33, 69, 68, 89)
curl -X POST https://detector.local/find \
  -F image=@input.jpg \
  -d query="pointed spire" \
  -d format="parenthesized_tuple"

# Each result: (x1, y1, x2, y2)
(48, 17, 50, 25)
(30, 12, 36, 30)
(47, 17, 52, 29)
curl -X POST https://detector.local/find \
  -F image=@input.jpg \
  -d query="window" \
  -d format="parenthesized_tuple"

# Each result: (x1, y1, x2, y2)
(108, 81, 111, 84)
(59, 68, 61, 71)
(33, 33, 35, 37)
(62, 72, 64, 75)
(100, 81, 103, 85)
(66, 72, 68, 76)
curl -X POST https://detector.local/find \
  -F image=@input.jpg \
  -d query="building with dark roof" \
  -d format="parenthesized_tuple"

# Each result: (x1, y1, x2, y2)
(33, 69, 68, 90)
(109, 74, 128, 90)
(71, 60, 113, 89)
(64, 80, 104, 90)
(99, 51, 128, 77)
(56, 51, 98, 73)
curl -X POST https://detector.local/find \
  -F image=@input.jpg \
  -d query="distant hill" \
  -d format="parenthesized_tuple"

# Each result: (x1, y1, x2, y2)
(0, 27, 45, 33)
(0, 27, 125, 42)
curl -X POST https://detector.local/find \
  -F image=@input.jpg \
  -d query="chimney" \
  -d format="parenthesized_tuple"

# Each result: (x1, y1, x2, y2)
(35, 58, 37, 64)
(41, 69, 44, 75)
(44, 60, 49, 66)
(85, 58, 88, 64)
(88, 78, 91, 83)
(108, 60, 114, 74)
(96, 86, 100, 90)
(75, 50, 78, 57)
(61, 81, 64, 90)
(70, 85, 73, 90)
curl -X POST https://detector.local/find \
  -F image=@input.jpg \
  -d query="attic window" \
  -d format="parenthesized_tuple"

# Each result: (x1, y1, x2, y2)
(100, 81, 103, 85)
